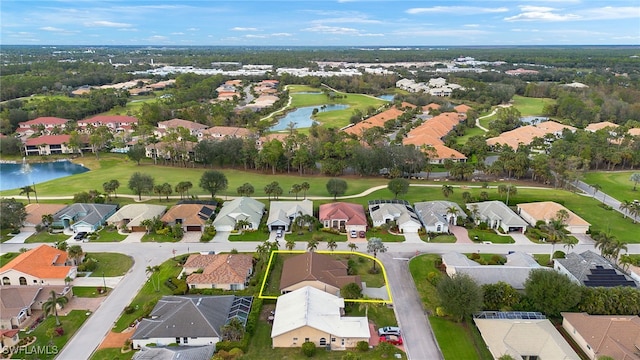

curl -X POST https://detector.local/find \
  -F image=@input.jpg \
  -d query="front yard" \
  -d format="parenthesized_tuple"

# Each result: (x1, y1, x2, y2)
(85, 253, 133, 277)
(467, 228, 515, 244)
(17, 310, 89, 360)
(25, 232, 69, 243)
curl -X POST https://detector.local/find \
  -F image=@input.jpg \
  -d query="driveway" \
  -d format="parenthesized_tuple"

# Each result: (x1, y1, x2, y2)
(121, 232, 144, 243)
(571, 233, 594, 245)
(449, 226, 472, 244)
(212, 231, 231, 243)
(378, 252, 443, 360)
(3, 230, 35, 244)
(181, 231, 202, 243)
(73, 276, 124, 288)
(509, 233, 532, 245)
(403, 233, 423, 244)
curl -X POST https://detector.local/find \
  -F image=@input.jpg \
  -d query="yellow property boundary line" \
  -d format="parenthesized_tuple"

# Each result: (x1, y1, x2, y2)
(258, 250, 393, 304)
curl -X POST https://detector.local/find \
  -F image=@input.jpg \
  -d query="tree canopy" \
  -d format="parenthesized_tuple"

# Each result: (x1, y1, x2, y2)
(524, 269, 582, 317)
(128, 172, 155, 200)
(199, 170, 228, 198)
(436, 273, 484, 322)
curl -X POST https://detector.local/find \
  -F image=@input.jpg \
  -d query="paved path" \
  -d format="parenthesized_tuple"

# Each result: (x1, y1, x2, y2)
(380, 252, 443, 360)
(573, 180, 640, 223)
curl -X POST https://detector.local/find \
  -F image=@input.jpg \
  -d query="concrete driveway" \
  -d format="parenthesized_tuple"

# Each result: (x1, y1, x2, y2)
(449, 226, 472, 244)
(121, 232, 144, 243)
(509, 233, 532, 245)
(3, 230, 35, 244)
(181, 231, 202, 243)
(379, 252, 443, 360)
(403, 233, 423, 243)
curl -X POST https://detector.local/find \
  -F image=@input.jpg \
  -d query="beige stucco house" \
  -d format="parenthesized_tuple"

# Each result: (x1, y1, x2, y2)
(271, 286, 370, 350)
(562, 312, 640, 360)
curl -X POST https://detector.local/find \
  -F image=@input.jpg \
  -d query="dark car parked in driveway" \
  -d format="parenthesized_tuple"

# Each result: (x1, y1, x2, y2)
(74, 232, 87, 240)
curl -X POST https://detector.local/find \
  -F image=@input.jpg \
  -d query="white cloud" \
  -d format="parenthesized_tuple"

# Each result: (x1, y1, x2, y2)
(232, 27, 258, 31)
(395, 29, 490, 37)
(579, 6, 640, 20)
(187, 28, 199, 31)
(245, 34, 266, 39)
(271, 33, 292, 37)
(40, 26, 65, 32)
(85, 20, 133, 28)
(171, 32, 185, 35)
(407, 6, 508, 15)
(314, 17, 382, 25)
(464, 24, 480, 28)
(148, 35, 168, 41)
(303, 25, 360, 35)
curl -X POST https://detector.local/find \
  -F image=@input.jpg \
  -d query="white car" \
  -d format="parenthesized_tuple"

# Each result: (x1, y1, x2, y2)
(378, 326, 401, 336)
(276, 229, 283, 238)
(350, 230, 358, 238)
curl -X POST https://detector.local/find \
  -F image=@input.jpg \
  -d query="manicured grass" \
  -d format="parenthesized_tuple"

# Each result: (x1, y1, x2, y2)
(141, 233, 180, 242)
(72, 286, 111, 298)
(91, 229, 127, 242)
(0, 228, 16, 243)
(263, 253, 285, 296)
(456, 126, 486, 145)
(86, 253, 133, 277)
(583, 171, 640, 203)
(366, 228, 405, 242)
(25, 310, 89, 360)
(90, 348, 135, 360)
(25, 231, 69, 243)
(0, 252, 19, 267)
(467, 229, 515, 244)
(345, 302, 397, 327)
(511, 95, 555, 117)
(408, 254, 441, 312)
(533, 254, 552, 266)
(285, 230, 347, 243)
(113, 257, 183, 332)
(425, 234, 457, 243)
(231, 229, 270, 241)
(335, 253, 385, 288)
(430, 317, 489, 360)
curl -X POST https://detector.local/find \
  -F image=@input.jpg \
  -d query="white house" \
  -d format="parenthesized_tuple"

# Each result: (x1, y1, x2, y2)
(212, 197, 265, 232)
(466, 201, 527, 233)
(266, 200, 313, 232)
(414, 201, 466, 233)
(368, 200, 422, 233)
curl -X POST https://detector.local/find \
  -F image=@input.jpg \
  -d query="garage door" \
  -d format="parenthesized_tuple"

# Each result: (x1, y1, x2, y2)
(74, 225, 94, 233)
(130, 226, 147, 232)
(186, 225, 202, 232)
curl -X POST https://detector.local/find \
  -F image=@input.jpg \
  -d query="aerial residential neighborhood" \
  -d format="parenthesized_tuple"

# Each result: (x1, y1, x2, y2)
(1, 3, 640, 359)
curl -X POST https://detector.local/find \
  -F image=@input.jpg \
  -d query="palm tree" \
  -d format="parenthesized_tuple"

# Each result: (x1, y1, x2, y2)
(348, 242, 358, 252)
(300, 182, 310, 199)
(594, 232, 616, 259)
(326, 239, 338, 251)
(20, 185, 36, 204)
(445, 206, 459, 225)
(42, 290, 68, 326)
(285, 238, 296, 250)
(255, 243, 269, 261)
(610, 239, 628, 262)
(41, 213, 54, 230)
(441, 185, 453, 198)
(67, 245, 83, 266)
(145, 265, 161, 292)
(619, 200, 632, 219)
(290, 184, 302, 200)
(563, 236, 578, 253)
(307, 238, 319, 252)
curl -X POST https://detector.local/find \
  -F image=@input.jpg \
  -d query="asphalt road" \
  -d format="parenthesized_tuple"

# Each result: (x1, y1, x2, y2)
(380, 252, 443, 360)
(3, 239, 638, 360)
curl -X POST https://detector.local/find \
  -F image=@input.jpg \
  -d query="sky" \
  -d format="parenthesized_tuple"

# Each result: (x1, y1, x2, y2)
(1, 0, 639, 46)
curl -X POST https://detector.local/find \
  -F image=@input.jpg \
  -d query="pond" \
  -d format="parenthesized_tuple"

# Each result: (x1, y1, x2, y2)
(0, 160, 89, 191)
(378, 94, 395, 101)
(270, 104, 349, 131)
(521, 116, 549, 124)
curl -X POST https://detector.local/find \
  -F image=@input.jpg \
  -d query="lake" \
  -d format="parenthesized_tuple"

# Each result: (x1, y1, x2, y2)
(0, 160, 89, 191)
(378, 94, 395, 101)
(270, 104, 349, 131)
(521, 116, 549, 124)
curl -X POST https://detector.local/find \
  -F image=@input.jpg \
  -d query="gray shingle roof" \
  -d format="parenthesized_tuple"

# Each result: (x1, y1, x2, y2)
(414, 201, 466, 227)
(555, 251, 637, 287)
(54, 203, 118, 226)
(213, 197, 265, 228)
(466, 201, 527, 227)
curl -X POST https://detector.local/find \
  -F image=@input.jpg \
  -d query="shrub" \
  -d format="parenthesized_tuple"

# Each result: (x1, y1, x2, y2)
(230, 248, 238, 254)
(478, 222, 488, 230)
(427, 271, 441, 286)
(347, 259, 356, 275)
(553, 250, 566, 259)
(356, 340, 369, 352)
(228, 348, 244, 359)
(55, 327, 64, 336)
(301, 341, 316, 357)
(470, 252, 481, 260)
(124, 305, 136, 314)
(321, 227, 340, 235)
(156, 227, 170, 235)
(342, 352, 360, 360)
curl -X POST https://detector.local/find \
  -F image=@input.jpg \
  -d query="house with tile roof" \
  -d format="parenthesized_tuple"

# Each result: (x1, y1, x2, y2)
(212, 197, 265, 232)
(344, 106, 405, 136)
(0, 245, 77, 286)
(466, 201, 528, 233)
(0, 285, 70, 329)
(414, 201, 466, 233)
(106, 204, 167, 232)
(144, 141, 197, 162)
(402, 112, 468, 164)
(1, 329, 20, 349)
(156, 119, 209, 138)
(318, 202, 367, 234)
(554, 251, 637, 288)
(161, 204, 216, 232)
(517, 201, 590, 234)
(24, 134, 91, 156)
(200, 126, 253, 141)
(280, 252, 361, 295)
(474, 316, 580, 360)
(17, 117, 69, 137)
(271, 286, 370, 349)
(23, 203, 67, 230)
(562, 312, 640, 360)
(266, 200, 313, 232)
(131, 295, 253, 349)
(78, 115, 138, 133)
(132, 345, 215, 360)
(183, 254, 253, 290)
(486, 121, 576, 150)
(442, 252, 550, 289)
(585, 121, 619, 132)
(53, 203, 118, 233)
(368, 200, 422, 233)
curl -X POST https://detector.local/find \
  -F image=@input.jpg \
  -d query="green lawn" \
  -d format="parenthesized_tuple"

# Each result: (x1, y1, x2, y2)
(23, 310, 89, 360)
(467, 229, 515, 244)
(430, 317, 490, 360)
(90, 348, 135, 360)
(25, 232, 69, 243)
(86, 253, 133, 277)
(456, 126, 486, 145)
(113, 257, 183, 331)
(408, 254, 441, 312)
(91, 229, 127, 242)
(345, 302, 397, 327)
(583, 171, 640, 203)
(0, 228, 17, 243)
(425, 234, 457, 243)
(72, 286, 111, 297)
(478, 95, 555, 129)
(141, 232, 181, 242)
(0, 252, 19, 266)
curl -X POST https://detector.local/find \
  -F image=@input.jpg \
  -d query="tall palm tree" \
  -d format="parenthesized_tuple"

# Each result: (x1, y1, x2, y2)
(445, 206, 459, 225)
(67, 245, 83, 266)
(285, 238, 296, 250)
(594, 232, 616, 259)
(619, 200, 632, 219)
(441, 185, 453, 198)
(41, 214, 54, 230)
(145, 265, 161, 292)
(348, 242, 358, 252)
(19, 185, 36, 204)
(300, 182, 310, 199)
(42, 290, 68, 326)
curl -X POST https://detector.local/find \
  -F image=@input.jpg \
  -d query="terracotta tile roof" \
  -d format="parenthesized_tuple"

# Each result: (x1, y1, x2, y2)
(24, 203, 67, 226)
(454, 104, 472, 113)
(280, 252, 361, 291)
(185, 254, 253, 285)
(487, 121, 576, 150)
(403, 112, 461, 147)
(585, 121, 619, 132)
(562, 312, 640, 360)
(422, 103, 441, 113)
(344, 107, 405, 136)
(516, 201, 590, 227)
(80, 115, 138, 125)
(161, 204, 215, 226)
(430, 144, 467, 160)
(0, 245, 74, 279)
(318, 202, 367, 226)
(201, 126, 253, 138)
(158, 119, 208, 131)
(19, 117, 69, 127)
(628, 128, 640, 137)
(24, 134, 71, 146)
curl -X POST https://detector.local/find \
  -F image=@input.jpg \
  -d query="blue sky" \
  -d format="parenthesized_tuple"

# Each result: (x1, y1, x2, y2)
(2, 1, 639, 46)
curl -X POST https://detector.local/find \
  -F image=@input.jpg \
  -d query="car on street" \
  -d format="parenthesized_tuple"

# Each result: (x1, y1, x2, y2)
(378, 326, 401, 336)
(359, 230, 366, 238)
(350, 230, 357, 238)
(379, 335, 403, 345)
(74, 232, 87, 240)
